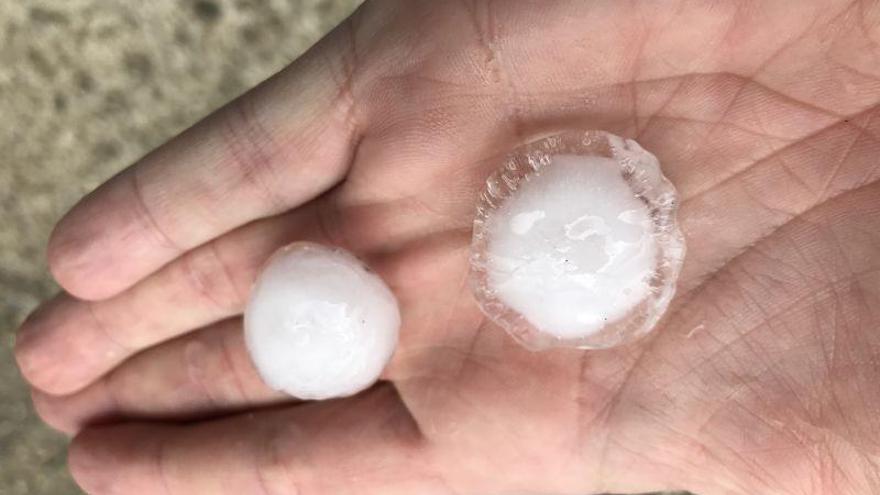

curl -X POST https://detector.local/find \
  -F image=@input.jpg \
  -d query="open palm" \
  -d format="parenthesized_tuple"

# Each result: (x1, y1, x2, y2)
(16, 1, 880, 494)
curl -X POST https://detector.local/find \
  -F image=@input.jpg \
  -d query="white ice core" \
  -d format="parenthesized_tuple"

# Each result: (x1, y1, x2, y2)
(244, 243, 400, 400)
(486, 154, 657, 339)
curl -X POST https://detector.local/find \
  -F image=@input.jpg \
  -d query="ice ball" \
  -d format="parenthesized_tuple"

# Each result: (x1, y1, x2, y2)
(470, 130, 685, 350)
(244, 242, 400, 400)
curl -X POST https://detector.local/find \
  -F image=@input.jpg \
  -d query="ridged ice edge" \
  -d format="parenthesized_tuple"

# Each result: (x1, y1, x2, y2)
(469, 130, 687, 350)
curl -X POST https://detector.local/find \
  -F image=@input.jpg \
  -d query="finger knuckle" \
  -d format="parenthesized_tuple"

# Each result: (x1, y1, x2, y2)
(182, 330, 250, 406)
(177, 242, 245, 313)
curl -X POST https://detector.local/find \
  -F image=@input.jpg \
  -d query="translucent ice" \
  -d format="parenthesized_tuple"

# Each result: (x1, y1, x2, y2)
(244, 242, 400, 400)
(470, 131, 685, 350)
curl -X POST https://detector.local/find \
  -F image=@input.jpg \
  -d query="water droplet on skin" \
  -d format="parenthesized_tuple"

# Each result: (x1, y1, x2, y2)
(469, 130, 686, 350)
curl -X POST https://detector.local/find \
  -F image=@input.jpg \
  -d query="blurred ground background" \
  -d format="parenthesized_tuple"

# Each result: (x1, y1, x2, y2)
(0, 1, 359, 493)
(0, 2, 691, 495)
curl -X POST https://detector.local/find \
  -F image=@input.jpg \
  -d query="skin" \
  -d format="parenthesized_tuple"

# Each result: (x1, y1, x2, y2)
(13, 0, 880, 493)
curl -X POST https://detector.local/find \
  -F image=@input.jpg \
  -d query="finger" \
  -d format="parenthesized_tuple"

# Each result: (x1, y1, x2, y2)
(27, 238, 482, 436)
(48, 18, 362, 301)
(16, 203, 325, 395)
(68, 386, 454, 495)
(29, 235, 478, 433)
(30, 319, 289, 435)
(17, 188, 474, 396)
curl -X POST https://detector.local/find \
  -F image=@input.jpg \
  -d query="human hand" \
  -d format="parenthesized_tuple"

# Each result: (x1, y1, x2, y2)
(16, 1, 880, 493)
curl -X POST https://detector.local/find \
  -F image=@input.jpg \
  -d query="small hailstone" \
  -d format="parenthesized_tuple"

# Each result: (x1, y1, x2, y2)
(470, 130, 685, 350)
(244, 242, 400, 400)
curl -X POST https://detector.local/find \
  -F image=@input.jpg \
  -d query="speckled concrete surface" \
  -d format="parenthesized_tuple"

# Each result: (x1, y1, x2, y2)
(0, 1, 359, 493)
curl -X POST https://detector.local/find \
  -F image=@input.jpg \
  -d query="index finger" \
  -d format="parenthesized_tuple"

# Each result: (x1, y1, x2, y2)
(48, 19, 363, 300)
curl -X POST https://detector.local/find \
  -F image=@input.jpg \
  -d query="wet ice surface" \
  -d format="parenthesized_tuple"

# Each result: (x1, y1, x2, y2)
(245, 242, 400, 400)
(470, 131, 685, 350)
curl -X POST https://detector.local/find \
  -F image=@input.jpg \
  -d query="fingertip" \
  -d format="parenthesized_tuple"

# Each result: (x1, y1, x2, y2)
(31, 389, 78, 435)
(70, 423, 166, 495)
(15, 330, 88, 397)
(33, 374, 125, 436)
(14, 296, 121, 396)
(47, 215, 124, 301)
(46, 171, 167, 302)
(68, 427, 117, 495)
(14, 308, 68, 395)
(17, 355, 93, 397)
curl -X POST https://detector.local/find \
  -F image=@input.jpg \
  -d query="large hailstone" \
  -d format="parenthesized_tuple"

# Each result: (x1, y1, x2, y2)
(470, 130, 685, 350)
(244, 243, 400, 400)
